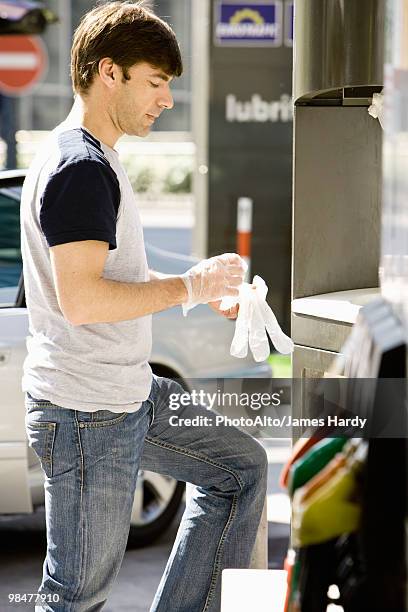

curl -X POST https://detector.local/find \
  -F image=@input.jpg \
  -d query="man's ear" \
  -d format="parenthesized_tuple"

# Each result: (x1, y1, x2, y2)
(98, 57, 117, 89)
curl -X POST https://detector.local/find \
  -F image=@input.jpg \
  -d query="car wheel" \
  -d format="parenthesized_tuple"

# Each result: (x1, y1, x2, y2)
(127, 469, 185, 548)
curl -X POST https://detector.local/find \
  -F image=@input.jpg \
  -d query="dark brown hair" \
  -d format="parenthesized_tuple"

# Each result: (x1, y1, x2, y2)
(71, 0, 183, 94)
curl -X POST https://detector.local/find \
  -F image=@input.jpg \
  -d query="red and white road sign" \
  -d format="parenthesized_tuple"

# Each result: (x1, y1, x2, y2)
(0, 35, 47, 96)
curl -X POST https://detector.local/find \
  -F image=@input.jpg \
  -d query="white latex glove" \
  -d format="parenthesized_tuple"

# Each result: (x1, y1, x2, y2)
(229, 283, 253, 358)
(180, 253, 247, 316)
(254, 276, 295, 355)
(220, 275, 294, 361)
(249, 279, 271, 362)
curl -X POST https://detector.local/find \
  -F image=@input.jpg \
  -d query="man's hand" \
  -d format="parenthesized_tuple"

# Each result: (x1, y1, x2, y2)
(181, 253, 246, 310)
(208, 300, 239, 320)
(208, 282, 257, 320)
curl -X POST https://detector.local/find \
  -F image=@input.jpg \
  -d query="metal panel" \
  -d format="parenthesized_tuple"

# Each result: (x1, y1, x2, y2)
(292, 344, 340, 379)
(293, 0, 385, 102)
(292, 105, 382, 299)
(292, 314, 352, 353)
(292, 344, 340, 440)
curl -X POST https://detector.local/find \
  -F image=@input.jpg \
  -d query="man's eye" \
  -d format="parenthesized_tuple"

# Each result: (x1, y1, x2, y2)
(149, 81, 159, 88)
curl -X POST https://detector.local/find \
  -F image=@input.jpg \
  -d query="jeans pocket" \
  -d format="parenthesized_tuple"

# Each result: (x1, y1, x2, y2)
(26, 421, 57, 478)
(77, 410, 129, 427)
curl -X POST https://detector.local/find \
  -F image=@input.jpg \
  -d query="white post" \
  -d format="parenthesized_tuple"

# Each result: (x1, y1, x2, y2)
(191, 0, 210, 258)
(237, 197, 253, 282)
(250, 499, 268, 569)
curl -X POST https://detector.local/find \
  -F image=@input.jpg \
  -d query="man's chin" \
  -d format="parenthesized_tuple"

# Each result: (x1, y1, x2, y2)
(128, 125, 151, 138)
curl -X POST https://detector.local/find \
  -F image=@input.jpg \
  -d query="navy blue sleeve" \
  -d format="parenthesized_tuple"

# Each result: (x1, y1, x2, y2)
(39, 159, 120, 250)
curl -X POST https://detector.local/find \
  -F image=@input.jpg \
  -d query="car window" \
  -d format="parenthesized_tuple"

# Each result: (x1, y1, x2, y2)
(0, 186, 22, 307)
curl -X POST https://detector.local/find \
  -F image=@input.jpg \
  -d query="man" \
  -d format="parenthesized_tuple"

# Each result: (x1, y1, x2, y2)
(21, 2, 267, 611)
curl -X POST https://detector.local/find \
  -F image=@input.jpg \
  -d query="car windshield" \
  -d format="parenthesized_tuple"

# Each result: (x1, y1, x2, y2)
(0, 185, 22, 306)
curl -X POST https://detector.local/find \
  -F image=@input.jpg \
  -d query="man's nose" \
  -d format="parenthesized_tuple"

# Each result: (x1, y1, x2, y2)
(159, 86, 174, 110)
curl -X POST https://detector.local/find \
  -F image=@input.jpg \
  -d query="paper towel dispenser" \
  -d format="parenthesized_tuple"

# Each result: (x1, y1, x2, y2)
(294, 0, 385, 104)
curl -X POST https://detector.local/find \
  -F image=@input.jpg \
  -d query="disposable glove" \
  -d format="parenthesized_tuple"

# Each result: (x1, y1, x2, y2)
(180, 253, 247, 316)
(220, 275, 294, 361)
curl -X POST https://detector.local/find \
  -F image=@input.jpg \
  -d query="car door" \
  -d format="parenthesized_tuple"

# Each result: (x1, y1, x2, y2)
(0, 178, 32, 512)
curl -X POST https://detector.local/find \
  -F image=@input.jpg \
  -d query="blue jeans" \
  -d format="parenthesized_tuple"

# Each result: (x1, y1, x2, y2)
(25, 375, 268, 612)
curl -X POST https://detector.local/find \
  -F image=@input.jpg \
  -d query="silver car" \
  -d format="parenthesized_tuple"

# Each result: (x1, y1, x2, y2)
(0, 169, 271, 546)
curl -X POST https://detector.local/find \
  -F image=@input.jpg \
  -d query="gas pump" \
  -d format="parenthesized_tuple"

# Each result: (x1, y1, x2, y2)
(282, 2, 408, 608)
(291, 0, 384, 426)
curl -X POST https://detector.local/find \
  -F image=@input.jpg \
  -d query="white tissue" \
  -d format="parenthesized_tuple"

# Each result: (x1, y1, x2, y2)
(368, 91, 384, 129)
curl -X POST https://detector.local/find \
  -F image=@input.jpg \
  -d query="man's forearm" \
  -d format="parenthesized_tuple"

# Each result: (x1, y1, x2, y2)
(68, 276, 187, 326)
(149, 269, 175, 281)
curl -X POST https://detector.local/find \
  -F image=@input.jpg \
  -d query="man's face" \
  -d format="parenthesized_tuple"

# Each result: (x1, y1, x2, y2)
(112, 61, 174, 137)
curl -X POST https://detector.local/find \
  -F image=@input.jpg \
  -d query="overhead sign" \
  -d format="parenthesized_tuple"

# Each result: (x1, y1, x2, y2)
(0, 34, 47, 96)
(226, 93, 293, 122)
(214, 1, 283, 47)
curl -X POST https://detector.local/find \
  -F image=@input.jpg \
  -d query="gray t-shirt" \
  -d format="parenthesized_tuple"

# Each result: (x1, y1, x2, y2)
(20, 122, 152, 412)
